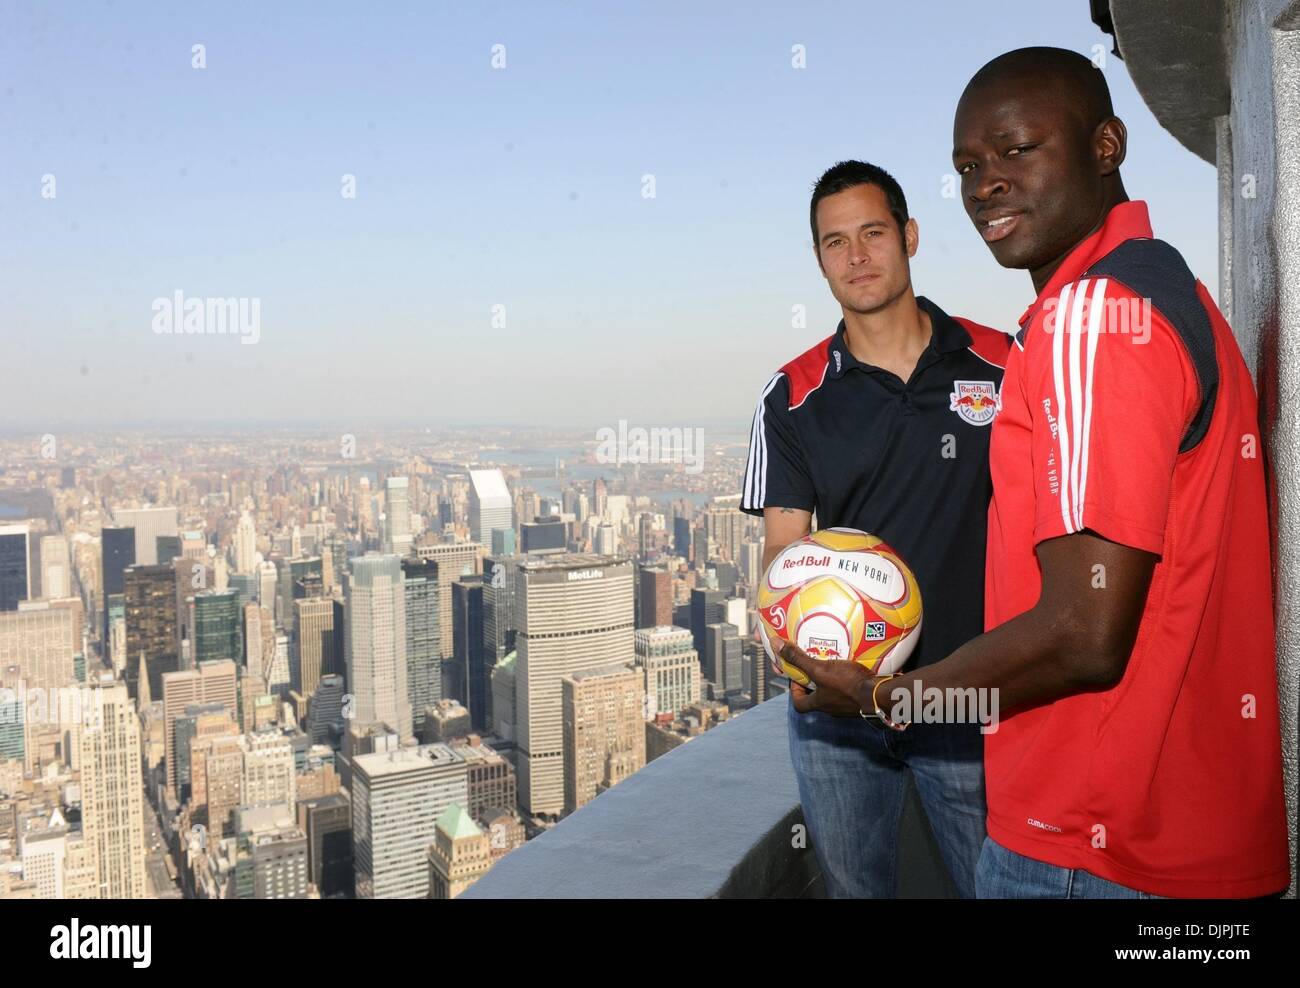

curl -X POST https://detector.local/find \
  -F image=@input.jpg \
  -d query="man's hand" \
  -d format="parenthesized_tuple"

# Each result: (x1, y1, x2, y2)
(779, 640, 882, 718)
(789, 679, 864, 716)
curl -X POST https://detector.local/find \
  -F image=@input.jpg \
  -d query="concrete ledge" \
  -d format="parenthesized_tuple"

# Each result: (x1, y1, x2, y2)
(462, 694, 956, 899)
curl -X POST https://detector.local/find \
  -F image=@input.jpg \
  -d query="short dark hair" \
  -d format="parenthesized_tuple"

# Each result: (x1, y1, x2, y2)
(810, 160, 909, 252)
(965, 47, 1115, 131)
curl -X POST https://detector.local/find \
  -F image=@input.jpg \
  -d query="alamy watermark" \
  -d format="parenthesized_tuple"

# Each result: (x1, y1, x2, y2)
(1042, 292, 1152, 345)
(0, 680, 106, 732)
(595, 420, 705, 474)
(151, 290, 261, 344)
(881, 680, 1001, 734)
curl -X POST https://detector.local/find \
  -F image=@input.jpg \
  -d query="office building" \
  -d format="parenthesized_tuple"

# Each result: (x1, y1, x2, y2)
(634, 625, 701, 720)
(351, 744, 469, 899)
(383, 476, 413, 558)
(123, 563, 179, 702)
(426, 803, 491, 899)
(162, 659, 238, 795)
(562, 663, 645, 814)
(78, 679, 147, 898)
(297, 794, 352, 898)
(400, 557, 441, 734)
(414, 541, 480, 660)
(0, 525, 30, 611)
(636, 565, 671, 629)
(293, 597, 336, 701)
(469, 469, 512, 549)
(515, 554, 634, 817)
(451, 574, 485, 712)
(113, 506, 179, 567)
(345, 555, 411, 742)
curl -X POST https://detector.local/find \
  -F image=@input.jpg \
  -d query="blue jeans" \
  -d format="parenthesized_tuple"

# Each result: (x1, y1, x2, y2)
(975, 835, 1164, 898)
(786, 691, 987, 898)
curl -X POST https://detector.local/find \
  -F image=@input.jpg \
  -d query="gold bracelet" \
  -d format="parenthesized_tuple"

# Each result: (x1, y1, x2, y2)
(871, 673, 910, 732)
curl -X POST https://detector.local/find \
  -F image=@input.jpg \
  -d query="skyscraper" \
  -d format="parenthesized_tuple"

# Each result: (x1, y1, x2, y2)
(634, 625, 702, 719)
(101, 527, 136, 599)
(113, 506, 179, 567)
(0, 603, 77, 692)
(480, 553, 517, 731)
(0, 525, 31, 611)
(673, 515, 691, 559)
(189, 589, 244, 667)
(704, 622, 743, 698)
(297, 793, 352, 898)
(79, 678, 147, 898)
(38, 534, 69, 600)
(123, 563, 180, 702)
(234, 510, 258, 574)
(400, 557, 441, 736)
(469, 470, 512, 548)
(704, 495, 746, 563)
(351, 744, 469, 899)
(636, 564, 671, 629)
(426, 803, 491, 899)
(451, 575, 486, 715)
(562, 663, 645, 814)
(345, 555, 412, 742)
(240, 729, 297, 812)
(689, 587, 725, 658)
(256, 560, 279, 618)
(515, 554, 634, 817)
(162, 659, 238, 795)
(293, 597, 336, 701)
(520, 518, 565, 554)
(415, 541, 480, 661)
(383, 476, 413, 558)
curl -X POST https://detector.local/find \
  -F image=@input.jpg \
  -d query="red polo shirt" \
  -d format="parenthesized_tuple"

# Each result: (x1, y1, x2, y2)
(984, 200, 1290, 897)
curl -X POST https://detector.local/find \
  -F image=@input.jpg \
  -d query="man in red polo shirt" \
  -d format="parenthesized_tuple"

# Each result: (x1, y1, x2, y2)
(778, 47, 1290, 897)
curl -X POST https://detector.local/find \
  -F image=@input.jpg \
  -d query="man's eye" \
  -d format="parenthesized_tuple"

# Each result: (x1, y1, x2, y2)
(1006, 144, 1036, 156)
(957, 163, 974, 175)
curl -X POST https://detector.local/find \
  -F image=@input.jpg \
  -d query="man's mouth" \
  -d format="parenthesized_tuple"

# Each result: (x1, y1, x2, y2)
(848, 273, 880, 285)
(978, 212, 1022, 243)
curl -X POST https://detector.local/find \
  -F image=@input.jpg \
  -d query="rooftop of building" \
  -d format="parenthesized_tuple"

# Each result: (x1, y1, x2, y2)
(352, 742, 464, 778)
(436, 802, 483, 840)
(519, 552, 628, 571)
(564, 662, 638, 684)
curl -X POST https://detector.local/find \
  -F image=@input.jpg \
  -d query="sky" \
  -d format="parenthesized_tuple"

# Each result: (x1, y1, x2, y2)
(0, 0, 1219, 433)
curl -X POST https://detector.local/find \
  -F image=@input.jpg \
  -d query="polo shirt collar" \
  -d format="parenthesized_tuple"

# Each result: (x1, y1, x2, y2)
(825, 296, 971, 379)
(1017, 199, 1155, 328)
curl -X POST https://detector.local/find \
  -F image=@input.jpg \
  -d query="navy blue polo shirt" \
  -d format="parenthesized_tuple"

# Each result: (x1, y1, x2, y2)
(740, 296, 1011, 670)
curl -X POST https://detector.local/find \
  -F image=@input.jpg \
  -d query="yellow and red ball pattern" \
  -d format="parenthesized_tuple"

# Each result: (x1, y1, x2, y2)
(758, 528, 923, 686)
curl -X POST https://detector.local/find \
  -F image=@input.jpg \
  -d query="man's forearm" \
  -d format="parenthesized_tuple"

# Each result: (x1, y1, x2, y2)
(863, 605, 1110, 718)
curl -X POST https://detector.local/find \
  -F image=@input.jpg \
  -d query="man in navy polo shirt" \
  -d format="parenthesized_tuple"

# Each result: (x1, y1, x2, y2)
(740, 160, 1010, 897)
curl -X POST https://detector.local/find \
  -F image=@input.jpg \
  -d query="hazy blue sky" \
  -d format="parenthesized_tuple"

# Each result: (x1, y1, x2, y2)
(1, 1, 1218, 432)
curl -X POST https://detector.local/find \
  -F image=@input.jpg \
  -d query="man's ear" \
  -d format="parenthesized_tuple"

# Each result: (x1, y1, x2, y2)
(904, 217, 920, 259)
(1097, 116, 1127, 175)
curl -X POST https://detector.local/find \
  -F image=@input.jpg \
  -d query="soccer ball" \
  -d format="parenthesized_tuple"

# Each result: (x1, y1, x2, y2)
(758, 528, 923, 687)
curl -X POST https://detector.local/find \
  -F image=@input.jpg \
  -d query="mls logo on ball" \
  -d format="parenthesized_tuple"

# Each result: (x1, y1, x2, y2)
(949, 380, 999, 425)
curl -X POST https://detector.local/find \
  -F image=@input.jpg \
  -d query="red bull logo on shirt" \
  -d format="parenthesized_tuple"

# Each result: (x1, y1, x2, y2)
(949, 380, 999, 426)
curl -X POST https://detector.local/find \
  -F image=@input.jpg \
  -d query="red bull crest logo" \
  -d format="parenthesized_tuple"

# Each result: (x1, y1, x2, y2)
(949, 380, 999, 426)
(806, 636, 842, 661)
